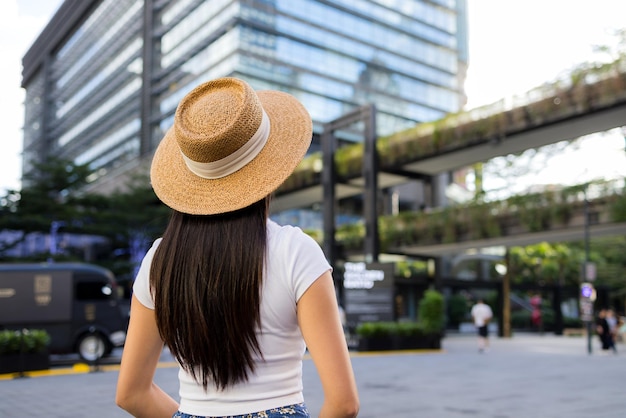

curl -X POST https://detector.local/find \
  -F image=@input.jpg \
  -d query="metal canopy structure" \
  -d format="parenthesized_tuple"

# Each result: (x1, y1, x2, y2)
(322, 104, 379, 260)
(321, 105, 379, 303)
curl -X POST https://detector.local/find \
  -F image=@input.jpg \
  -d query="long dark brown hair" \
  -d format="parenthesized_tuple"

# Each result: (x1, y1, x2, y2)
(150, 197, 269, 390)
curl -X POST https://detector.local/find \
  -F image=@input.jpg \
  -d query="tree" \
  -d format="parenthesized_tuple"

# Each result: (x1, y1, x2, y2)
(508, 242, 583, 287)
(92, 174, 170, 280)
(0, 159, 170, 282)
(0, 157, 97, 257)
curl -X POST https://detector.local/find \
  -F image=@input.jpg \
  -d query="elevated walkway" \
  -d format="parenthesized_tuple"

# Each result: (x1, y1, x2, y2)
(273, 61, 626, 213)
(389, 198, 626, 257)
(332, 179, 626, 257)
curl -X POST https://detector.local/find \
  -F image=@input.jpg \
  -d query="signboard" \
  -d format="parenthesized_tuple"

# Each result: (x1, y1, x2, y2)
(580, 299, 594, 322)
(579, 282, 595, 322)
(343, 262, 394, 324)
(581, 262, 596, 281)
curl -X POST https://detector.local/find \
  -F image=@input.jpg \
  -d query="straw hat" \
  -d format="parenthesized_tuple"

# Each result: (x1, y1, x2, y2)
(150, 77, 312, 215)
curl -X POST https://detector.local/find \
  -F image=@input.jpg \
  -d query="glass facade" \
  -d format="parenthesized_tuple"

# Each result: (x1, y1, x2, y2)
(22, 0, 467, 189)
(21, 0, 144, 185)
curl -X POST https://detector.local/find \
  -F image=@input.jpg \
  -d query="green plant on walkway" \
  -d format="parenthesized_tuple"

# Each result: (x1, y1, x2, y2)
(419, 289, 445, 334)
(0, 329, 50, 355)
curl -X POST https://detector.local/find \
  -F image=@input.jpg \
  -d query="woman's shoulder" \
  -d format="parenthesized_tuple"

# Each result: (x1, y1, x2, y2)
(267, 219, 307, 239)
(267, 220, 322, 254)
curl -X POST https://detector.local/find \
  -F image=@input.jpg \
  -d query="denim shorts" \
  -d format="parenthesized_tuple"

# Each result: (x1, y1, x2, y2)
(172, 402, 310, 418)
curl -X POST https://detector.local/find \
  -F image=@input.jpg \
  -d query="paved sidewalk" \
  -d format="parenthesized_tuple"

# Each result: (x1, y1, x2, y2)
(0, 333, 625, 417)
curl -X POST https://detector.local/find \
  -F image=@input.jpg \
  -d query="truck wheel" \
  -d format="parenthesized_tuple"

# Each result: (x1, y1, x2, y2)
(77, 333, 107, 362)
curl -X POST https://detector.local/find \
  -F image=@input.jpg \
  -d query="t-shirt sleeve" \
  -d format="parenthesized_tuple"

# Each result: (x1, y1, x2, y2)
(132, 238, 162, 310)
(281, 226, 332, 302)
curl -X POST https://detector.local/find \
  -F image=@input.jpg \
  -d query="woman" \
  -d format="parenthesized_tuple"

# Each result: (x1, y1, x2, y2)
(116, 77, 359, 417)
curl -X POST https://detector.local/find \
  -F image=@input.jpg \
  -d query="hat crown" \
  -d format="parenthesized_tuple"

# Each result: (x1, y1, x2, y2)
(150, 76, 312, 215)
(174, 78, 263, 163)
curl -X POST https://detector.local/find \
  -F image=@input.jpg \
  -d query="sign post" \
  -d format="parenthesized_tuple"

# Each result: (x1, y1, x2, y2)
(343, 262, 394, 325)
(580, 280, 596, 354)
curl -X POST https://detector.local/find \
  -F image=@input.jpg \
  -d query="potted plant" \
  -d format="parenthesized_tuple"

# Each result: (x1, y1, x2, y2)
(394, 321, 426, 349)
(0, 329, 51, 374)
(355, 289, 446, 351)
(355, 322, 395, 351)
(355, 320, 443, 351)
(418, 289, 445, 349)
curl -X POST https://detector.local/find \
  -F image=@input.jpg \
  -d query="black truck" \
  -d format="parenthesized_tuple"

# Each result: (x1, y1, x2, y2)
(0, 262, 128, 362)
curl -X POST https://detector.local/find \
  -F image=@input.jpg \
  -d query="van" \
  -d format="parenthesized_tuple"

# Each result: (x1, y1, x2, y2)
(0, 262, 128, 362)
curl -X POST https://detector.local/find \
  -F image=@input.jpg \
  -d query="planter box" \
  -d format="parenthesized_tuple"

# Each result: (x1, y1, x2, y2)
(358, 336, 394, 351)
(0, 352, 50, 374)
(358, 334, 442, 351)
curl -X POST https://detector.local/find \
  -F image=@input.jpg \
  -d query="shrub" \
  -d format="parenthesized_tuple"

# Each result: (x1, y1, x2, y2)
(355, 321, 395, 338)
(396, 321, 425, 337)
(563, 316, 583, 328)
(511, 310, 532, 328)
(419, 289, 445, 333)
(355, 321, 428, 338)
(447, 294, 469, 326)
(0, 329, 51, 355)
(354, 289, 445, 340)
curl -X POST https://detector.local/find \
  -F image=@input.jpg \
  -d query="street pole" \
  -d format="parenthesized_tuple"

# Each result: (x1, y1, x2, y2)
(502, 249, 511, 338)
(584, 189, 592, 355)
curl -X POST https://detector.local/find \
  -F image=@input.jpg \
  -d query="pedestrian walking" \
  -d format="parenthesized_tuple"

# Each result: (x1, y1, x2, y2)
(596, 308, 617, 353)
(606, 308, 619, 344)
(471, 298, 493, 353)
(115, 77, 359, 417)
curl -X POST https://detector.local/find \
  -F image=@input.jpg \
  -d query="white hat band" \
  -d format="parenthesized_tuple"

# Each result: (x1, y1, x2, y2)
(181, 110, 270, 179)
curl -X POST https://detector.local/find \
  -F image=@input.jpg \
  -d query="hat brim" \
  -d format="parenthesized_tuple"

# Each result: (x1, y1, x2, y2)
(150, 90, 312, 215)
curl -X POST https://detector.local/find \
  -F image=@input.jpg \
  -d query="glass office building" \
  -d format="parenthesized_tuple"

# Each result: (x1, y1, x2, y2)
(22, 0, 468, 193)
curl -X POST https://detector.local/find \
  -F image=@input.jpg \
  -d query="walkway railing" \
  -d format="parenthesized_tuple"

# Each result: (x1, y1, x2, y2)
(303, 178, 626, 253)
(278, 58, 626, 195)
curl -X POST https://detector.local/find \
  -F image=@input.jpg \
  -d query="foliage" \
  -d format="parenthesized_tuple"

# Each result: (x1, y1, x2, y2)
(280, 47, 626, 195)
(447, 294, 469, 326)
(372, 178, 623, 251)
(510, 310, 533, 329)
(507, 242, 581, 287)
(355, 290, 444, 338)
(395, 260, 429, 278)
(484, 292, 499, 318)
(355, 321, 426, 338)
(335, 142, 364, 178)
(335, 222, 365, 251)
(0, 157, 97, 255)
(355, 321, 395, 337)
(418, 289, 445, 333)
(0, 159, 170, 280)
(396, 321, 426, 337)
(328, 178, 626, 290)
(569, 236, 626, 292)
(510, 308, 583, 331)
(0, 329, 50, 355)
(609, 185, 626, 222)
(89, 173, 170, 279)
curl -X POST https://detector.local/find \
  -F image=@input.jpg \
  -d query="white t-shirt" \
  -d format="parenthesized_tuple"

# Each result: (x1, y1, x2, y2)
(133, 220, 331, 416)
(471, 303, 493, 327)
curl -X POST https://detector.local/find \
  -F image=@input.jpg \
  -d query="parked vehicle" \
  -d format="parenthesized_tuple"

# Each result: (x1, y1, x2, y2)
(0, 262, 128, 362)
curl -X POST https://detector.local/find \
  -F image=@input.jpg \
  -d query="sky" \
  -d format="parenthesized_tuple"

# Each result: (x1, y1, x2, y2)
(1, 0, 626, 196)
(0, 0, 64, 194)
(464, 0, 626, 195)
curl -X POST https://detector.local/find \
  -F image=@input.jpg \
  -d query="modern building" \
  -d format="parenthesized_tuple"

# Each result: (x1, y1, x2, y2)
(21, 0, 468, 203)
